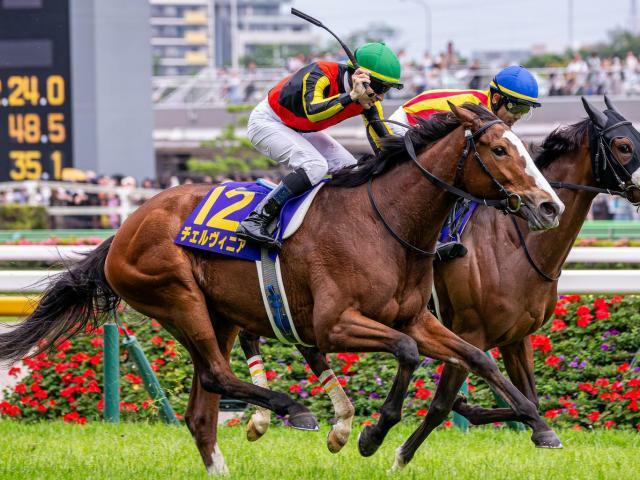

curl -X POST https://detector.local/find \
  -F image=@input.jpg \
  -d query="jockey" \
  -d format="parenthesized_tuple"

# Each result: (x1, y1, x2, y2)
(388, 64, 541, 133)
(386, 65, 541, 260)
(236, 43, 403, 248)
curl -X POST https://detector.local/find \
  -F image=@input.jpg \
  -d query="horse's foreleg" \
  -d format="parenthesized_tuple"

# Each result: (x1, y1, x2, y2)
(400, 312, 561, 459)
(238, 330, 272, 441)
(393, 364, 468, 470)
(315, 308, 421, 458)
(297, 344, 355, 454)
(452, 335, 538, 425)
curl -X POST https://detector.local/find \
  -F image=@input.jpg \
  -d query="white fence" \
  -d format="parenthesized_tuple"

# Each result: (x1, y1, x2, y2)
(0, 245, 637, 294)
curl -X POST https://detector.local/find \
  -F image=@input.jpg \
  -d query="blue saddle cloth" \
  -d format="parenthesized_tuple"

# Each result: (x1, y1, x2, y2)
(438, 200, 478, 243)
(174, 181, 317, 261)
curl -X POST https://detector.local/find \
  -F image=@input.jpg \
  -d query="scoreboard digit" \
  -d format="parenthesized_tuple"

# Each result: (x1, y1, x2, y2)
(0, 0, 72, 181)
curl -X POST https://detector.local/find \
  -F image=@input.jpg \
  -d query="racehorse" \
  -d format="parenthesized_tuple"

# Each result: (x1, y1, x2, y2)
(391, 96, 640, 469)
(0, 103, 563, 475)
(240, 97, 640, 470)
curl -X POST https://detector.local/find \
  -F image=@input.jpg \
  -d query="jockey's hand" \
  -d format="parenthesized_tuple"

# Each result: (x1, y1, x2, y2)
(350, 69, 376, 109)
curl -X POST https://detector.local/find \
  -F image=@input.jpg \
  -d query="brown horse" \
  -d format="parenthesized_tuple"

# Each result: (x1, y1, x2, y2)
(390, 96, 640, 469)
(239, 98, 640, 465)
(0, 103, 563, 475)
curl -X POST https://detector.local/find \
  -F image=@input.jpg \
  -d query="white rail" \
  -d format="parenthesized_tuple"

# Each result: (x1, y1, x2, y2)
(1, 246, 639, 263)
(0, 269, 637, 295)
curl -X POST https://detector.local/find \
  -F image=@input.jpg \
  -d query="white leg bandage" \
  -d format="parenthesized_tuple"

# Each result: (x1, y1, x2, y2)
(247, 355, 271, 434)
(320, 369, 354, 445)
(207, 443, 229, 476)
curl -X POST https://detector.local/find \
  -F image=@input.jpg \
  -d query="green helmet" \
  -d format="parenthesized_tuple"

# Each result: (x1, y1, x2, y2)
(350, 42, 403, 89)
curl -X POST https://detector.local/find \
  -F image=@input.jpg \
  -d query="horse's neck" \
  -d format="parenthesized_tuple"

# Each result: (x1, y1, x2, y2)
(521, 146, 597, 275)
(373, 135, 462, 255)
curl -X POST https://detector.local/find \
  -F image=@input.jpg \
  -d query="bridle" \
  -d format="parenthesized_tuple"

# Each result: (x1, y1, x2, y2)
(367, 118, 523, 256)
(514, 113, 640, 282)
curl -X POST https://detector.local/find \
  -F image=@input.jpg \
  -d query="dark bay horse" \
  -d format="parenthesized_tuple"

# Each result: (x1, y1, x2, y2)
(391, 96, 640, 469)
(0, 103, 563, 475)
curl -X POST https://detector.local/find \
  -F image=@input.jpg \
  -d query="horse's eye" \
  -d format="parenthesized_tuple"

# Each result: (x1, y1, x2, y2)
(492, 146, 507, 157)
(618, 144, 632, 154)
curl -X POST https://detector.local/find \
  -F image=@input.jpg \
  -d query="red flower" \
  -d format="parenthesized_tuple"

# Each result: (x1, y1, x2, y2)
(576, 315, 592, 327)
(531, 335, 552, 353)
(578, 383, 598, 395)
(227, 418, 241, 427)
(307, 374, 318, 383)
(595, 378, 609, 388)
(90, 337, 104, 348)
(554, 305, 568, 316)
(593, 298, 608, 310)
(56, 339, 72, 351)
(14, 383, 26, 394)
(71, 352, 90, 362)
(610, 295, 623, 304)
(151, 335, 164, 346)
(63, 411, 80, 423)
(544, 409, 560, 418)
(415, 378, 425, 388)
(490, 348, 501, 359)
(595, 309, 610, 320)
(576, 305, 591, 316)
(545, 355, 561, 368)
(567, 408, 578, 417)
(337, 377, 348, 387)
(604, 420, 616, 429)
(435, 363, 445, 374)
(34, 389, 48, 400)
(415, 388, 432, 400)
(628, 399, 639, 411)
(618, 362, 630, 373)
(151, 319, 161, 328)
(289, 384, 302, 394)
(341, 363, 351, 374)
(7, 366, 21, 376)
(54, 351, 66, 360)
(124, 373, 142, 385)
(416, 409, 428, 416)
(361, 420, 372, 426)
(142, 400, 153, 409)
(586, 411, 600, 422)
(96, 399, 104, 411)
(310, 386, 323, 396)
(371, 412, 380, 419)
(266, 370, 277, 381)
(443, 420, 453, 428)
(83, 369, 97, 378)
(550, 319, 567, 332)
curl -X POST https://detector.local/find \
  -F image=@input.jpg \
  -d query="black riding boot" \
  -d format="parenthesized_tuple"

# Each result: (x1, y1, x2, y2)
(236, 169, 312, 249)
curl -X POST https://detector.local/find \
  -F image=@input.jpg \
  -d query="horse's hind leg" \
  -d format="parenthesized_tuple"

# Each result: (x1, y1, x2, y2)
(184, 323, 237, 476)
(297, 344, 355, 454)
(238, 330, 272, 442)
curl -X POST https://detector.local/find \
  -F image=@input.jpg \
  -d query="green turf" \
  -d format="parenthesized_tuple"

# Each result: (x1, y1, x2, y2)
(0, 422, 637, 479)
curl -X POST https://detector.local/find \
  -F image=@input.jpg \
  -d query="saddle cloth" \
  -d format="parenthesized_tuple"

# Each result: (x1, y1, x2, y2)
(175, 180, 325, 261)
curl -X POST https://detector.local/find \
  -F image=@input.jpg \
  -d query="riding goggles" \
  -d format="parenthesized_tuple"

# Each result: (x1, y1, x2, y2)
(503, 100, 531, 115)
(369, 78, 394, 95)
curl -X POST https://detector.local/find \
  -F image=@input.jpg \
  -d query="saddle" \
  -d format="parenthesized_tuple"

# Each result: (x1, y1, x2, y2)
(175, 180, 325, 261)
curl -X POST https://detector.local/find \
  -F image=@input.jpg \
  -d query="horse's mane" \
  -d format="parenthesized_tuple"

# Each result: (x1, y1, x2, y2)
(330, 103, 498, 188)
(534, 119, 589, 170)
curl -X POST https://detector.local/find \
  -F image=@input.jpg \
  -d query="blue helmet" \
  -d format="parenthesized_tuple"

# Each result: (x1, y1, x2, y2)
(489, 65, 541, 107)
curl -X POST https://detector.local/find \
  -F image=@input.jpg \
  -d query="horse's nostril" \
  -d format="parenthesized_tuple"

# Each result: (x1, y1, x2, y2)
(540, 201, 558, 219)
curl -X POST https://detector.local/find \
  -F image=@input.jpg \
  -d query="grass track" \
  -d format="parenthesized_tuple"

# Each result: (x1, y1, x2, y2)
(0, 421, 637, 479)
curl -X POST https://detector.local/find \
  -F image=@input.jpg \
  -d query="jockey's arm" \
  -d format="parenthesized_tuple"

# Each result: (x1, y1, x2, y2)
(362, 101, 394, 153)
(302, 69, 353, 123)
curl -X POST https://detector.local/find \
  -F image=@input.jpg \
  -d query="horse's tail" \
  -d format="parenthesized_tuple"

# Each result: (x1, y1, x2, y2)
(0, 236, 120, 363)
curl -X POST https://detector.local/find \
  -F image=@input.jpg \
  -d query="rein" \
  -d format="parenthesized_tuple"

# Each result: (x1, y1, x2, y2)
(517, 117, 640, 282)
(366, 118, 519, 256)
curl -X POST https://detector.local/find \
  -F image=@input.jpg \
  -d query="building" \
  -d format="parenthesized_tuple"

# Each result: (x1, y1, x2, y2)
(213, 0, 316, 68)
(150, 0, 214, 76)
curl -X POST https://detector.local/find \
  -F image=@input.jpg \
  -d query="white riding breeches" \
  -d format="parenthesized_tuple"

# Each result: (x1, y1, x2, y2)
(247, 99, 358, 185)
(388, 106, 410, 136)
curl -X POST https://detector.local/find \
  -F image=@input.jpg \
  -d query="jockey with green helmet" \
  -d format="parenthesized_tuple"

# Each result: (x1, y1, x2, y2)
(388, 65, 541, 132)
(236, 43, 403, 249)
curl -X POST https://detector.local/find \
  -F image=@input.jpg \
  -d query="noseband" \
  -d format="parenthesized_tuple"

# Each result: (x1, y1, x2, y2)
(367, 118, 521, 256)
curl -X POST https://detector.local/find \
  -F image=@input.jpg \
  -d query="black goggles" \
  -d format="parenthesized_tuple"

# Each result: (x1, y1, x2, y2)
(503, 100, 531, 115)
(369, 78, 394, 95)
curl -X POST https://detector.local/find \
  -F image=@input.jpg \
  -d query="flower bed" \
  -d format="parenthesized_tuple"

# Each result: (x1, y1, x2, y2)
(1, 296, 638, 430)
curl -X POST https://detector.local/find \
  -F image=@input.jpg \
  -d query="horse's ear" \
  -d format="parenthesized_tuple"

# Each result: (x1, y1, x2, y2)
(603, 95, 621, 116)
(448, 101, 474, 128)
(581, 97, 607, 129)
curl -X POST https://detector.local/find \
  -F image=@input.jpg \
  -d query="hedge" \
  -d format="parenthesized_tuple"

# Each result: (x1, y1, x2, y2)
(0, 205, 48, 229)
(1, 295, 638, 430)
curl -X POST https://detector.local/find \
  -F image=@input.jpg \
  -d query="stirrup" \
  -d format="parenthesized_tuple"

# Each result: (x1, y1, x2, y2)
(435, 241, 468, 261)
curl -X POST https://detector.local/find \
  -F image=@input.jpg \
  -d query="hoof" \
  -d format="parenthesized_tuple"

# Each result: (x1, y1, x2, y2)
(246, 418, 265, 442)
(532, 429, 563, 449)
(289, 411, 319, 431)
(357, 426, 382, 457)
(327, 427, 346, 454)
